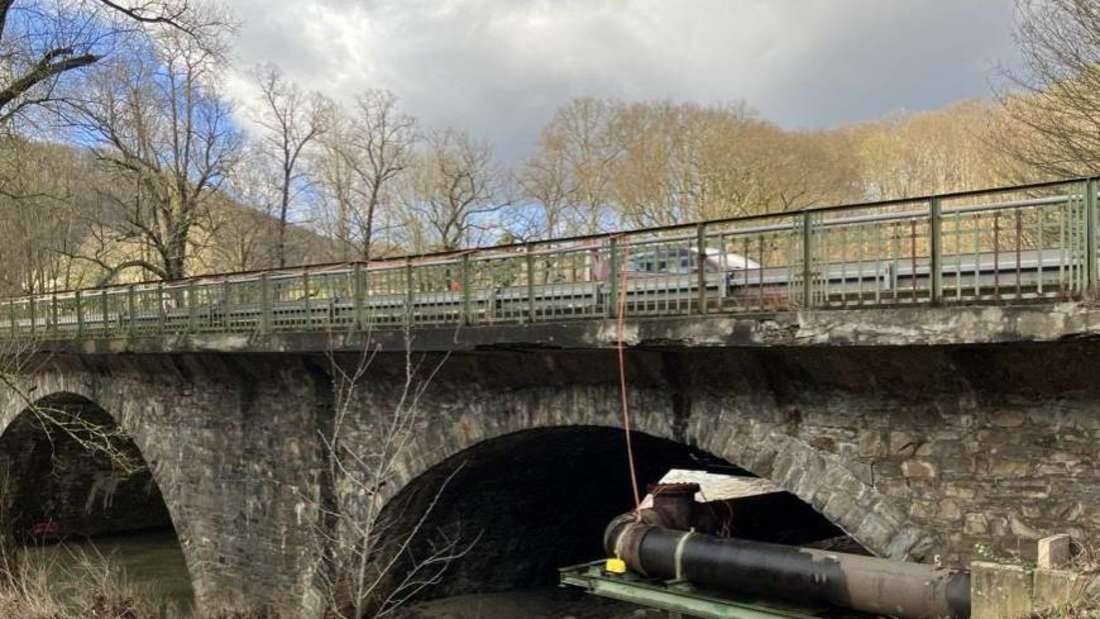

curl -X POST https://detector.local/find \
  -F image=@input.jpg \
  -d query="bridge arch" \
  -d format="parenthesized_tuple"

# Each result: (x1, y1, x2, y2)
(0, 385, 197, 606)
(366, 377, 941, 602)
(371, 387, 937, 560)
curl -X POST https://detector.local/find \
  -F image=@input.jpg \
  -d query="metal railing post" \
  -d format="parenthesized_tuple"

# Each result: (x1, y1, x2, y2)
(461, 254, 472, 325)
(405, 259, 414, 326)
(260, 273, 272, 333)
(222, 277, 232, 331)
(801, 213, 814, 308)
(352, 263, 364, 331)
(930, 196, 944, 305)
(50, 293, 58, 337)
(75, 290, 84, 339)
(302, 268, 311, 328)
(157, 283, 166, 333)
(607, 236, 620, 318)
(100, 289, 108, 336)
(187, 280, 196, 332)
(526, 245, 536, 323)
(696, 223, 708, 314)
(29, 295, 36, 338)
(127, 285, 136, 336)
(1086, 178, 1097, 295)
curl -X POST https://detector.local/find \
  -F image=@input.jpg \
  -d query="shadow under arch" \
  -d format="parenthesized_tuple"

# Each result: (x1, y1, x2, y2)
(0, 391, 195, 605)
(375, 425, 855, 603)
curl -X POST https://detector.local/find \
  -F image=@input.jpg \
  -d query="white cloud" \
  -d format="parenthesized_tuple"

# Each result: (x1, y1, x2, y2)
(224, 0, 1020, 159)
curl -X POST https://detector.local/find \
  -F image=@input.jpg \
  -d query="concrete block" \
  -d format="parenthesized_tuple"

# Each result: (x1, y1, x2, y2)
(1038, 534, 1072, 570)
(1032, 568, 1085, 615)
(971, 561, 1034, 619)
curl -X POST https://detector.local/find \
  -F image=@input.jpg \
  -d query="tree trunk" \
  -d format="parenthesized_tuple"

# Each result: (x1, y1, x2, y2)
(360, 184, 379, 262)
(164, 234, 188, 280)
(278, 170, 291, 268)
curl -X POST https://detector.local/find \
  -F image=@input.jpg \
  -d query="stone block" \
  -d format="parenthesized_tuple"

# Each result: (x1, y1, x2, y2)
(900, 459, 937, 479)
(1037, 534, 1072, 570)
(1032, 568, 1085, 614)
(990, 409, 1027, 428)
(970, 561, 1034, 619)
(965, 513, 988, 535)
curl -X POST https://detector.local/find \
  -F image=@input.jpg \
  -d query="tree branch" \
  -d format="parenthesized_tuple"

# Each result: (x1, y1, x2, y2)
(0, 48, 101, 112)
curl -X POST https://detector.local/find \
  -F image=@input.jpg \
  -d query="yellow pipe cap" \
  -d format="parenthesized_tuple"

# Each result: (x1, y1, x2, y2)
(605, 557, 627, 574)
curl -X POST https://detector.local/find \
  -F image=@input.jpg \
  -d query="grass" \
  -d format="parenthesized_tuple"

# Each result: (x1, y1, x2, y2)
(0, 544, 280, 619)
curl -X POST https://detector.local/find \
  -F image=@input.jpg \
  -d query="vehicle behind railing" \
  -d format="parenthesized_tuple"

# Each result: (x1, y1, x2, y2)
(0, 177, 1094, 341)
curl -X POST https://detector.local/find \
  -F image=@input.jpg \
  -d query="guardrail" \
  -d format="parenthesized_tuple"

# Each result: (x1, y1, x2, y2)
(2, 177, 1096, 341)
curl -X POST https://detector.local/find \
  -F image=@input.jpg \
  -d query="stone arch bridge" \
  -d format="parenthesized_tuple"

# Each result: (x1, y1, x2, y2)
(2, 303, 1099, 613)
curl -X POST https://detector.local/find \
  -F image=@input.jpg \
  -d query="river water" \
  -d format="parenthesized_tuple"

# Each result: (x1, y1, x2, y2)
(22, 529, 195, 612)
(22, 530, 642, 618)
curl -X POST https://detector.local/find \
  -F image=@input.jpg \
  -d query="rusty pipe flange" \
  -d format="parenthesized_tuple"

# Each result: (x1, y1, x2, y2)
(647, 482, 700, 531)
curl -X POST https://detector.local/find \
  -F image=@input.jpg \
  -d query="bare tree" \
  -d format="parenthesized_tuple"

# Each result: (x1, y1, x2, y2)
(401, 128, 508, 252)
(518, 125, 575, 239)
(997, 0, 1100, 177)
(313, 106, 358, 261)
(68, 25, 240, 282)
(252, 63, 328, 268)
(0, 138, 90, 294)
(548, 97, 623, 234)
(0, 0, 225, 127)
(207, 144, 280, 271)
(339, 90, 416, 261)
(304, 339, 476, 619)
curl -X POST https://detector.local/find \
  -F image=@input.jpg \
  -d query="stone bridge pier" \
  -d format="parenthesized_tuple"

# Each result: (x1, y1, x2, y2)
(0, 304, 1098, 613)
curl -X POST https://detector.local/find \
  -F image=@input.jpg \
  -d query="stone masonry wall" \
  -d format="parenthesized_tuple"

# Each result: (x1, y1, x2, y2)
(0, 354, 327, 613)
(2, 338, 1098, 613)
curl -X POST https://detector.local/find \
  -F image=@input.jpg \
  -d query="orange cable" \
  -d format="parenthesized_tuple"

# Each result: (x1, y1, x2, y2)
(614, 240, 643, 518)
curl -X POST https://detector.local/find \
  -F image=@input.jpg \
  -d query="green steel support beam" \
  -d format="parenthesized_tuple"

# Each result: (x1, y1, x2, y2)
(526, 245, 536, 323)
(560, 563, 834, 619)
(404, 259, 414, 326)
(261, 273, 272, 334)
(303, 268, 311, 328)
(1086, 178, 1097, 295)
(930, 196, 943, 305)
(801, 213, 813, 309)
(697, 223, 708, 314)
(157, 283, 166, 332)
(223, 277, 231, 331)
(187, 281, 196, 332)
(352, 263, 364, 331)
(75, 290, 83, 339)
(608, 237, 620, 318)
(461, 254, 472, 325)
(127, 285, 136, 337)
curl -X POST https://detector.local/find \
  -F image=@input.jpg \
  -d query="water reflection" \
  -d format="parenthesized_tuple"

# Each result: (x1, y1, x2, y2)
(23, 528, 193, 611)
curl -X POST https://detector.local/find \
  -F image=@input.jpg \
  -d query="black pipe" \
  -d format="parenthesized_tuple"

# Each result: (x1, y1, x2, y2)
(606, 515, 970, 619)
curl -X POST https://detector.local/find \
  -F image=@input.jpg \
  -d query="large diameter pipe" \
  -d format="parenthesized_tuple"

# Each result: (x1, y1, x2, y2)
(606, 516, 970, 619)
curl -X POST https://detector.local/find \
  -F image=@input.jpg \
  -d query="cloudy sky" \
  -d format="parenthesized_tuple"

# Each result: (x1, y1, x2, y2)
(224, 0, 1021, 159)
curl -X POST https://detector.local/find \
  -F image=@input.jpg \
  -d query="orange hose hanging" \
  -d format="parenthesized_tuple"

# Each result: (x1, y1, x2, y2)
(613, 240, 643, 518)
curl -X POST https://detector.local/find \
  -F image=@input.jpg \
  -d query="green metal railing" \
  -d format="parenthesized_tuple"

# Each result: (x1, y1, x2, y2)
(3, 177, 1097, 342)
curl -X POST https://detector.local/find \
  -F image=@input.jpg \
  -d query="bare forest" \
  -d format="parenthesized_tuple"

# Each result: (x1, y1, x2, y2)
(1, 2, 1097, 298)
